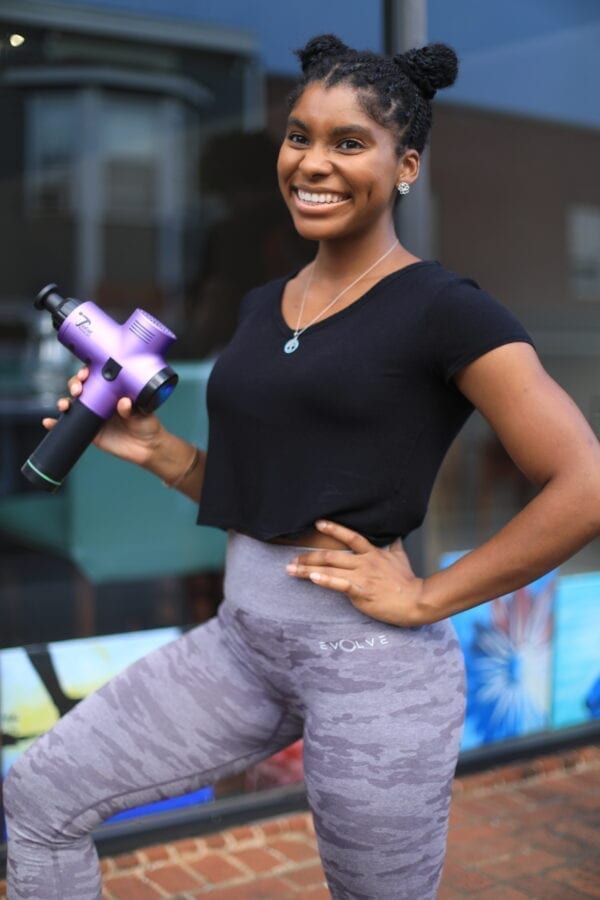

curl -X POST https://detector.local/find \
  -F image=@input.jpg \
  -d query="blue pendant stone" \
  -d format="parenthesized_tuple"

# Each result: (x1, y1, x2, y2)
(284, 337, 299, 354)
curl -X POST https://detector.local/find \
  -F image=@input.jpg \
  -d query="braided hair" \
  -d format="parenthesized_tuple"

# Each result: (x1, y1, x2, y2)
(288, 34, 458, 156)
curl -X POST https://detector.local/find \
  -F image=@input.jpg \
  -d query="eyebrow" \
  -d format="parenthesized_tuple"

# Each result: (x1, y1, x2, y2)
(286, 116, 373, 139)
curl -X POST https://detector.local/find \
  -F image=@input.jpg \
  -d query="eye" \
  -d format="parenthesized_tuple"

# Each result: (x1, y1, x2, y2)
(287, 131, 308, 145)
(338, 138, 365, 151)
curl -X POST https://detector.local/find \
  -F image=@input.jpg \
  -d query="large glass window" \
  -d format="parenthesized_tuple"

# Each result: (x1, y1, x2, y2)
(0, 0, 383, 834)
(1, 0, 597, 847)
(423, 0, 599, 752)
(425, 0, 600, 577)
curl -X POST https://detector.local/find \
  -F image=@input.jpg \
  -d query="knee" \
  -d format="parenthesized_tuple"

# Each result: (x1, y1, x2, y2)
(3, 755, 35, 834)
(3, 753, 33, 816)
(3, 745, 62, 843)
(3, 760, 20, 820)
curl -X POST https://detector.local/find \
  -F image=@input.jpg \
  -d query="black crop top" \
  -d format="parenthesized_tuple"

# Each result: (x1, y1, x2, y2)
(196, 260, 534, 546)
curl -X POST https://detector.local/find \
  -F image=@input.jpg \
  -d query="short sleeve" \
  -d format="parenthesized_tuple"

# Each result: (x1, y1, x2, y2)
(424, 277, 535, 383)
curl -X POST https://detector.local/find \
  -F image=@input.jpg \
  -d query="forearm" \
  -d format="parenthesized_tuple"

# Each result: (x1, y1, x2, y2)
(419, 473, 600, 623)
(142, 424, 207, 502)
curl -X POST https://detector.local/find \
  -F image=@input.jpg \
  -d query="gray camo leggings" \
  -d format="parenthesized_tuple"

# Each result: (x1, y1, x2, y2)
(4, 530, 466, 899)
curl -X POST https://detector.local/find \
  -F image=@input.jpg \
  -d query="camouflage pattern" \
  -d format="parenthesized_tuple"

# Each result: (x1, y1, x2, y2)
(4, 531, 465, 899)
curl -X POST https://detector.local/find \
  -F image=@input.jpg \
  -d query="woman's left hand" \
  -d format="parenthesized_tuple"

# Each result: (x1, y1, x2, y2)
(285, 520, 432, 627)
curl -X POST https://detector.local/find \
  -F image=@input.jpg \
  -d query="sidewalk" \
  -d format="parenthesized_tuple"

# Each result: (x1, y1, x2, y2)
(2, 745, 599, 898)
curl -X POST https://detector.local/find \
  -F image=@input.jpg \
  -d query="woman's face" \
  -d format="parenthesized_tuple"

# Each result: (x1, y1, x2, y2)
(277, 81, 409, 243)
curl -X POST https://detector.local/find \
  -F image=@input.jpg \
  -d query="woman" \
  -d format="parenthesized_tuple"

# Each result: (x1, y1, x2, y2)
(5, 35, 599, 900)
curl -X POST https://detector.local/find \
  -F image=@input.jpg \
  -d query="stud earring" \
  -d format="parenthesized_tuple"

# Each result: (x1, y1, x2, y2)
(397, 182, 410, 195)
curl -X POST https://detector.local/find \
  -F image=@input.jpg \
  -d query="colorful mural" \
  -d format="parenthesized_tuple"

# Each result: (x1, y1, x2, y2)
(1, 627, 182, 778)
(552, 572, 600, 729)
(0, 627, 217, 838)
(1, 566, 598, 840)
(441, 551, 558, 750)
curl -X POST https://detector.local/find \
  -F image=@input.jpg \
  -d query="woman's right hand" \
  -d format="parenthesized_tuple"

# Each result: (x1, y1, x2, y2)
(42, 366, 165, 468)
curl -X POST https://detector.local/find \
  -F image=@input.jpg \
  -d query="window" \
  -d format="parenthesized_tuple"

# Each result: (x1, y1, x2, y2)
(102, 95, 160, 220)
(25, 92, 78, 215)
(567, 204, 600, 302)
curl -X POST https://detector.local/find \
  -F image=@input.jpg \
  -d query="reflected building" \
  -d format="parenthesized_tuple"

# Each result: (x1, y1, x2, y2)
(0, 0, 598, 848)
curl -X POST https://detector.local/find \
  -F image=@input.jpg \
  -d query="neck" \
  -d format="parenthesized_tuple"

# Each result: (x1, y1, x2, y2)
(313, 228, 404, 280)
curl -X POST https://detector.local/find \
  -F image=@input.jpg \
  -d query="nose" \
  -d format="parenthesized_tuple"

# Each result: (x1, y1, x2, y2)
(297, 143, 334, 178)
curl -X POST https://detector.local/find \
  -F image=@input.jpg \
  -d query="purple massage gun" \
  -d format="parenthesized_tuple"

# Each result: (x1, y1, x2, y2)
(21, 284, 178, 492)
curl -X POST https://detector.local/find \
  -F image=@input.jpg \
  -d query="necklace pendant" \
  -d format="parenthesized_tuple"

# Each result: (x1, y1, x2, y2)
(284, 336, 300, 354)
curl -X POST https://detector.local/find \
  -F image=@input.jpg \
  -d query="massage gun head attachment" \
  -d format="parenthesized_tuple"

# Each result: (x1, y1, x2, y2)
(35, 284, 81, 329)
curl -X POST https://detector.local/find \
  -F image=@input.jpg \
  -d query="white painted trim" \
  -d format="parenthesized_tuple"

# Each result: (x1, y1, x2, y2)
(157, 97, 184, 317)
(77, 87, 103, 300)
(242, 58, 266, 131)
(0, 0, 257, 55)
(3, 66, 213, 108)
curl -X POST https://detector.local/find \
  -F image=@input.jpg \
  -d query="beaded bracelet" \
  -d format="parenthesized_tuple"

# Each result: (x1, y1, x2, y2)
(162, 446, 201, 489)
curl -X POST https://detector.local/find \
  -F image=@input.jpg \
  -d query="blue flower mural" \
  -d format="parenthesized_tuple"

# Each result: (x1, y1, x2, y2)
(586, 675, 600, 718)
(442, 552, 557, 750)
(465, 580, 555, 743)
(552, 572, 600, 729)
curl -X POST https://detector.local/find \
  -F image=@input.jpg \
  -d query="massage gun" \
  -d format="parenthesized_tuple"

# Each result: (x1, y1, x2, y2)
(21, 284, 178, 492)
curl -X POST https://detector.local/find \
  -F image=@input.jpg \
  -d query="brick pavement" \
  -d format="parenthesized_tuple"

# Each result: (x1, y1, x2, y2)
(1, 744, 598, 898)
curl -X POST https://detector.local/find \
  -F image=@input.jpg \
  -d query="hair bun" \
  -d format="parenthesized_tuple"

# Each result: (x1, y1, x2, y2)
(394, 43, 458, 100)
(295, 34, 350, 73)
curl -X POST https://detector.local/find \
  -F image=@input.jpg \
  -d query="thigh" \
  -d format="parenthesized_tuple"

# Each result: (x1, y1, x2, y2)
(6, 613, 301, 839)
(300, 618, 466, 900)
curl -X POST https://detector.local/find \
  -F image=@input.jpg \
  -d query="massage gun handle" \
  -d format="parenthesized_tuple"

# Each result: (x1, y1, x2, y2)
(21, 399, 106, 492)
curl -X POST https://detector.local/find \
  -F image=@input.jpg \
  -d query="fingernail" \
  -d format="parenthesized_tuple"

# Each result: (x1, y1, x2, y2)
(315, 520, 327, 528)
(286, 564, 297, 574)
(309, 572, 321, 581)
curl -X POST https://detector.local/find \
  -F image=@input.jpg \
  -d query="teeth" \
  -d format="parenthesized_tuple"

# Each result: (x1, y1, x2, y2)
(297, 189, 347, 204)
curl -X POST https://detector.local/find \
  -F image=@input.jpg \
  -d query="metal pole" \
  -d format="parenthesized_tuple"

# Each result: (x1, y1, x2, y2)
(383, 0, 431, 574)
(384, 0, 432, 262)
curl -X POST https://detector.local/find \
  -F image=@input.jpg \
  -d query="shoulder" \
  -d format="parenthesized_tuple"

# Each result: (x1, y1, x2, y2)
(412, 261, 487, 307)
(419, 262, 521, 325)
(382, 260, 491, 313)
(415, 263, 535, 383)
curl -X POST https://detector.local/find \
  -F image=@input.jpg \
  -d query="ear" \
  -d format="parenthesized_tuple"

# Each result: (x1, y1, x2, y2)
(396, 149, 420, 187)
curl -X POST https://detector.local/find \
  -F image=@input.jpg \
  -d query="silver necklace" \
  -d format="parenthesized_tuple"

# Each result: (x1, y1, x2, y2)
(283, 238, 399, 354)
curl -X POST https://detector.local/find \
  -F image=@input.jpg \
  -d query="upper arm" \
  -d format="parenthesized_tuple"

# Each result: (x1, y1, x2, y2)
(453, 342, 600, 489)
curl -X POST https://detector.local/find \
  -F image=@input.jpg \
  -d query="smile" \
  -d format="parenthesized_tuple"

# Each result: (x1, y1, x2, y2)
(294, 188, 350, 206)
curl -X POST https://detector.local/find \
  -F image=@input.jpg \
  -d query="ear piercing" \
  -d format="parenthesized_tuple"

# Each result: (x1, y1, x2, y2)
(397, 182, 410, 195)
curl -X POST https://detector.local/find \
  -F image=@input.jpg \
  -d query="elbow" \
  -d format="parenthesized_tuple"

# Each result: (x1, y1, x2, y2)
(591, 482, 600, 537)
(574, 466, 600, 538)
(587, 452, 600, 535)
(549, 458, 600, 539)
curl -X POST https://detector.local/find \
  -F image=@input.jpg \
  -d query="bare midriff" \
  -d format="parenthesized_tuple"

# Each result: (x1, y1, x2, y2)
(266, 528, 348, 550)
